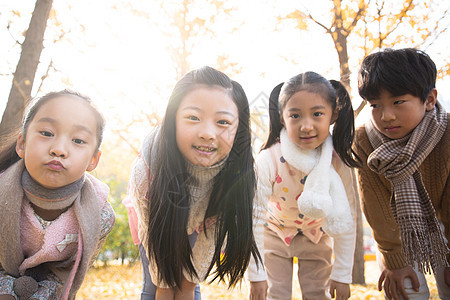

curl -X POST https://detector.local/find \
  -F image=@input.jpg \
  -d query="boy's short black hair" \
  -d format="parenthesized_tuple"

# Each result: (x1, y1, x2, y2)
(358, 48, 437, 103)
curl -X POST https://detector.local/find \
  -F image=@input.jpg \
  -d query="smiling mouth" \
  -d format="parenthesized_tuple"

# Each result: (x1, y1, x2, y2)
(193, 146, 216, 153)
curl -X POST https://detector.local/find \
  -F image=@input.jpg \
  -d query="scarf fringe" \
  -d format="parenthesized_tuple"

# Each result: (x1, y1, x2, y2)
(399, 218, 449, 274)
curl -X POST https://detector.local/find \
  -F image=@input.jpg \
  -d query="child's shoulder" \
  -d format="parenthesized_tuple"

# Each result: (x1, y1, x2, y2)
(85, 173, 110, 204)
(256, 142, 281, 162)
(436, 112, 450, 152)
(354, 124, 372, 148)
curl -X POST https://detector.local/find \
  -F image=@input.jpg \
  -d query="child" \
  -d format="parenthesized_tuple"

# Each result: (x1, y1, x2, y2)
(248, 71, 360, 300)
(0, 90, 115, 300)
(126, 66, 262, 299)
(354, 48, 450, 299)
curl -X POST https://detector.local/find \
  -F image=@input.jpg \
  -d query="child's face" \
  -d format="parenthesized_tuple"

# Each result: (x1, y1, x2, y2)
(16, 96, 101, 189)
(175, 87, 238, 167)
(367, 89, 436, 139)
(282, 90, 336, 150)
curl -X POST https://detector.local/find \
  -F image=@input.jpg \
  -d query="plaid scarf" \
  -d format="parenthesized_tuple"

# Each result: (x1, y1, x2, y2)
(365, 102, 448, 274)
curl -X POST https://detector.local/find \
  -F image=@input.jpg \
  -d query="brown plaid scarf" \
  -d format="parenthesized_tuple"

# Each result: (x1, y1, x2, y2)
(366, 102, 448, 274)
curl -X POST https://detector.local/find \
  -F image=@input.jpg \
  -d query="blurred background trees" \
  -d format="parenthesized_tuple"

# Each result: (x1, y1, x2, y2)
(1, 0, 449, 283)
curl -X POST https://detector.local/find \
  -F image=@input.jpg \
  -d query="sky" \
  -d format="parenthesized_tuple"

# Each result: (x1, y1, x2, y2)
(1, 0, 450, 147)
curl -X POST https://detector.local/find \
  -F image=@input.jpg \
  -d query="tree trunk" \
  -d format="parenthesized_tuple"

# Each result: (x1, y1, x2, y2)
(331, 1, 365, 283)
(351, 172, 365, 284)
(0, 0, 53, 137)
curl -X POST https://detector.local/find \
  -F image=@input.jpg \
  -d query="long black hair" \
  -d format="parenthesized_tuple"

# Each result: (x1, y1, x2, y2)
(261, 71, 360, 167)
(146, 66, 261, 289)
(0, 90, 105, 173)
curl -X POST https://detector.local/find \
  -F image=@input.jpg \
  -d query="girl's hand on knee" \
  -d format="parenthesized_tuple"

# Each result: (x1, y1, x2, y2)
(173, 278, 196, 300)
(156, 287, 175, 300)
(329, 280, 350, 300)
(250, 280, 268, 300)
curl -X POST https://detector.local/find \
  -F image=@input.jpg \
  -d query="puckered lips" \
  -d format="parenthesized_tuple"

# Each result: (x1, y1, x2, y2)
(47, 160, 65, 171)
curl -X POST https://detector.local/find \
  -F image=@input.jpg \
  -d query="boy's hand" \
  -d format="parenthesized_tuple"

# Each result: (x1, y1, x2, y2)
(444, 266, 450, 287)
(378, 266, 419, 300)
(329, 280, 350, 300)
(250, 280, 267, 300)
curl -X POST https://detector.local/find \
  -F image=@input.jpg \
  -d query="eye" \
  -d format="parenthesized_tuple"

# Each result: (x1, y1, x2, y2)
(313, 112, 323, 117)
(73, 138, 86, 145)
(186, 115, 199, 121)
(290, 113, 299, 119)
(369, 103, 378, 108)
(39, 131, 53, 137)
(217, 119, 232, 126)
(394, 100, 405, 105)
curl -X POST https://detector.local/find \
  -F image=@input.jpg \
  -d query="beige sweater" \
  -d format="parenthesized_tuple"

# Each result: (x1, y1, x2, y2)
(127, 131, 225, 288)
(353, 114, 450, 270)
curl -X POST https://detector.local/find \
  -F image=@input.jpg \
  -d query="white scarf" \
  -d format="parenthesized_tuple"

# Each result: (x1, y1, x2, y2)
(280, 129, 353, 237)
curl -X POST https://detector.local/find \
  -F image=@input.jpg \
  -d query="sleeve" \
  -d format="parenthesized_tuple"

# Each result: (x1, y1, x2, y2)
(126, 151, 150, 254)
(329, 163, 357, 284)
(89, 200, 116, 268)
(353, 127, 406, 270)
(246, 149, 276, 282)
(122, 185, 141, 245)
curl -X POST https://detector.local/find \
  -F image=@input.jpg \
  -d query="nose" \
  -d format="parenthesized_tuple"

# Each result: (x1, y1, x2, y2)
(50, 138, 68, 158)
(381, 107, 396, 122)
(300, 118, 314, 132)
(199, 122, 216, 141)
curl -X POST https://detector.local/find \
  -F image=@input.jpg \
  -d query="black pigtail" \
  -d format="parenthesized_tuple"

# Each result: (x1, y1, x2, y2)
(329, 80, 361, 168)
(261, 82, 284, 151)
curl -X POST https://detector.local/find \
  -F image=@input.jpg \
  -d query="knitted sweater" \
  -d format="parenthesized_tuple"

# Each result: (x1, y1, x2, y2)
(247, 136, 357, 284)
(0, 160, 115, 299)
(353, 114, 450, 270)
(126, 129, 225, 288)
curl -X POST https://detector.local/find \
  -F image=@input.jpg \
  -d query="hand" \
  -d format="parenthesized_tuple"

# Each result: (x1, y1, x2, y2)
(329, 280, 350, 300)
(156, 287, 175, 300)
(250, 280, 268, 300)
(378, 266, 419, 300)
(444, 267, 450, 287)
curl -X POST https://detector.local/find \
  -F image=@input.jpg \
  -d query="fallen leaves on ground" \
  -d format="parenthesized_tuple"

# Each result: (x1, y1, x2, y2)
(78, 261, 439, 299)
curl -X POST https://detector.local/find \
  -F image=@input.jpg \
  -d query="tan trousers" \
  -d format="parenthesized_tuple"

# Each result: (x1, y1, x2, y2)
(264, 227, 333, 300)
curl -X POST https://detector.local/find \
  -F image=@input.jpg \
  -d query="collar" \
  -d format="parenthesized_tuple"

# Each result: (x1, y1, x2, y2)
(279, 128, 321, 174)
(21, 170, 85, 210)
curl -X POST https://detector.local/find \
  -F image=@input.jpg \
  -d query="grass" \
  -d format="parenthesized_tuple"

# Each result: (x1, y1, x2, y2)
(78, 260, 439, 299)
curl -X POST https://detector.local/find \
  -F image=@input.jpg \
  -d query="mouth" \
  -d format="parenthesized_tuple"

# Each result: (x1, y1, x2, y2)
(193, 145, 217, 154)
(47, 160, 65, 171)
(300, 136, 316, 141)
(384, 126, 400, 132)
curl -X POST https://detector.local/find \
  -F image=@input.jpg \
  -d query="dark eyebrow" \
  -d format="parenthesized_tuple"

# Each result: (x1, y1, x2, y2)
(287, 105, 326, 111)
(37, 117, 94, 135)
(181, 106, 236, 118)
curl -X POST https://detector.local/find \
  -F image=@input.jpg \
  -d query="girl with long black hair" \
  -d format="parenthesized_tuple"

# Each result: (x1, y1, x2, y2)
(125, 66, 262, 299)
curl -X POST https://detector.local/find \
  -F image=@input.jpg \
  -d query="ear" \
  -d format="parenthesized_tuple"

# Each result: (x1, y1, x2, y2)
(331, 109, 339, 124)
(425, 88, 437, 111)
(16, 133, 25, 159)
(86, 150, 101, 172)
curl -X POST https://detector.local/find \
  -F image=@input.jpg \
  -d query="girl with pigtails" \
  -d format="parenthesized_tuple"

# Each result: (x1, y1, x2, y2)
(248, 71, 361, 300)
